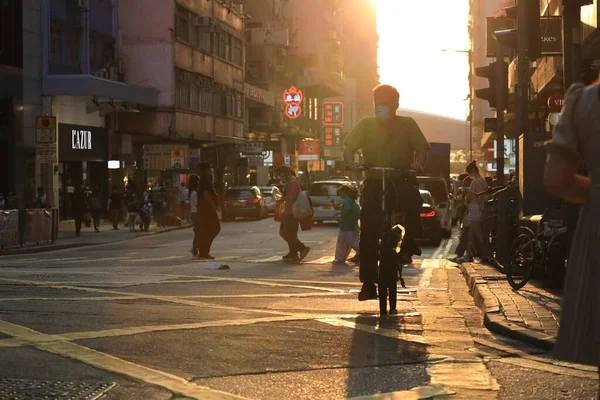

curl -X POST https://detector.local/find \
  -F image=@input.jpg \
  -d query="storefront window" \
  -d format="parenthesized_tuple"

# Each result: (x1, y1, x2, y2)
(66, 28, 81, 63)
(50, 22, 61, 58)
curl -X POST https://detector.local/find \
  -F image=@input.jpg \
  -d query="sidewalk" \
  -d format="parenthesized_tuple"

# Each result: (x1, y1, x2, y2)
(458, 261, 561, 350)
(0, 222, 193, 256)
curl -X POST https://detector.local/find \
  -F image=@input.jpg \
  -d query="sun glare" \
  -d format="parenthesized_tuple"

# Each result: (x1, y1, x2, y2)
(374, 0, 471, 120)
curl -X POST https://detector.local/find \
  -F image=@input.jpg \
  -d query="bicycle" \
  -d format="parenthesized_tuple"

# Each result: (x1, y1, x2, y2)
(347, 164, 417, 315)
(506, 210, 567, 289)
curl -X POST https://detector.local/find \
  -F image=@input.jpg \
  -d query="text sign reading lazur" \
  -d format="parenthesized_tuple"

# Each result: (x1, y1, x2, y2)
(71, 129, 92, 150)
(283, 86, 303, 119)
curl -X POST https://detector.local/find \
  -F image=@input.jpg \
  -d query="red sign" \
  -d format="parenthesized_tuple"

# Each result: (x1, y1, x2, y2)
(283, 85, 303, 119)
(322, 102, 344, 125)
(548, 95, 565, 110)
(297, 140, 320, 161)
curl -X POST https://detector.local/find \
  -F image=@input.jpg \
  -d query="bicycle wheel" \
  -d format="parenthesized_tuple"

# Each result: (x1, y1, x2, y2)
(507, 234, 536, 289)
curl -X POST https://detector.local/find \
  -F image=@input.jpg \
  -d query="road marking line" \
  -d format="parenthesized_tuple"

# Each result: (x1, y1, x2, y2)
(122, 255, 185, 262)
(317, 317, 429, 345)
(432, 241, 445, 259)
(244, 256, 282, 263)
(0, 320, 248, 400)
(346, 385, 455, 400)
(419, 268, 434, 288)
(307, 256, 334, 264)
(0, 296, 136, 302)
(441, 239, 454, 258)
(0, 257, 88, 265)
(50, 257, 134, 264)
(192, 275, 345, 293)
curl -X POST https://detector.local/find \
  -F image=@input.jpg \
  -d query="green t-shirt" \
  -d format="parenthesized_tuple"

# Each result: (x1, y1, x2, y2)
(344, 116, 430, 179)
(340, 198, 358, 231)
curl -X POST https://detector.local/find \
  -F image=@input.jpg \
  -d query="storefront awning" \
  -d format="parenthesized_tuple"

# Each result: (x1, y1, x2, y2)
(44, 75, 159, 107)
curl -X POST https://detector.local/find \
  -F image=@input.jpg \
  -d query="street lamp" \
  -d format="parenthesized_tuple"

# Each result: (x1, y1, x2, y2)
(441, 48, 473, 161)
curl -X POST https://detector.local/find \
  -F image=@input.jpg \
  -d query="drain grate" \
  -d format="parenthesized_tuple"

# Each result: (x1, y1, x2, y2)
(0, 379, 116, 400)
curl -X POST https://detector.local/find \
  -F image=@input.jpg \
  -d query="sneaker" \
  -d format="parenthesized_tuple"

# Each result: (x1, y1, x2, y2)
(282, 253, 297, 261)
(448, 256, 461, 263)
(358, 283, 378, 301)
(454, 256, 474, 263)
(298, 247, 311, 261)
(348, 255, 360, 263)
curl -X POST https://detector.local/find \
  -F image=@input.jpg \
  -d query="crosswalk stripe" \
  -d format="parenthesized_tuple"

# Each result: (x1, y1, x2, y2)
(308, 256, 334, 264)
(122, 256, 185, 262)
(244, 256, 282, 263)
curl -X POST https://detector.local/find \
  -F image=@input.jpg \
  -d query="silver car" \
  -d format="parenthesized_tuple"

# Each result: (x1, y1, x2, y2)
(309, 180, 350, 223)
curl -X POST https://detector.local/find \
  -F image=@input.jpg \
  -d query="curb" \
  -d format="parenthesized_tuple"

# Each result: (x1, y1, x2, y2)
(0, 224, 193, 257)
(457, 262, 555, 350)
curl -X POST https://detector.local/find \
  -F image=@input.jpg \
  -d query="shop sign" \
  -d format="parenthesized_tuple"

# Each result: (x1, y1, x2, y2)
(247, 156, 264, 168)
(236, 142, 264, 155)
(487, 16, 563, 57)
(142, 144, 189, 170)
(298, 140, 320, 161)
(322, 102, 344, 125)
(247, 28, 289, 46)
(548, 95, 565, 110)
(58, 123, 108, 162)
(283, 86, 303, 119)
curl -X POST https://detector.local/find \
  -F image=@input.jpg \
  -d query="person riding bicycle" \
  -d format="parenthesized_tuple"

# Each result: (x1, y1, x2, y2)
(344, 84, 430, 301)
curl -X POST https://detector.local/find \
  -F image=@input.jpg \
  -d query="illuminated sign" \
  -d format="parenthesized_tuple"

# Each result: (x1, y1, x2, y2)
(324, 127, 342, 147)
(71, 129, 92, 150)
(283, 85, 303, 119)
(322, 102, 344, 125)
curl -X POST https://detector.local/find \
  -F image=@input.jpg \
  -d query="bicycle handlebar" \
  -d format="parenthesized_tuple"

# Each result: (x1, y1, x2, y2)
(476, 184, 509, 197)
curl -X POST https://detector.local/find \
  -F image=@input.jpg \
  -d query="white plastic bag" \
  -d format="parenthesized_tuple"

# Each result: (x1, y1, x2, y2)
(292, 191, 313, 220)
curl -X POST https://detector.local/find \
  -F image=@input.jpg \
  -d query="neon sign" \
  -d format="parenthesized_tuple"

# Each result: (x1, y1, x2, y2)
(283, 85, 303, 119)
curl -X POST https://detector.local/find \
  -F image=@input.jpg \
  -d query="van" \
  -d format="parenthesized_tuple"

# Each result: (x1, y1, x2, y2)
(417, 176, 452, 237)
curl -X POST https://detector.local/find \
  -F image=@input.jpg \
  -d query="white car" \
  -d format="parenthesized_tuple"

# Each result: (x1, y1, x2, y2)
(260, 186, 282, 213)
(308, 180, 349, 223)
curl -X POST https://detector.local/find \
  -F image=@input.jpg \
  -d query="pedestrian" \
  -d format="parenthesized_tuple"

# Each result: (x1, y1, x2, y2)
(455, 161, 487, 263)
(543, 79, 600, 374)
(83, 185, 93, 227)
(188, 174, 201, 257)
(89, 186, 102, 232)
(194, 162, 220, 259)
(107, 186, 123, 230)
(276, 165, 310, 262)
(140, 198, 152, 232)
(331, 185, 360, 265)
(72, 185, 86, 237)
(449, 176, 472, 262)
(0, 193, 5, 210)
(179, 182, 190, 222)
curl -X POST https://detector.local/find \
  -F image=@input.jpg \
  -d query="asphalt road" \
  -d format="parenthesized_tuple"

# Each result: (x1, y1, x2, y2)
(0, 219, 596, 399)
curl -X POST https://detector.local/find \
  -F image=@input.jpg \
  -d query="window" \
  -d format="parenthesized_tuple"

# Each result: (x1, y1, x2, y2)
(226, 34, 232, 61)
(175, 6, 190, 42)
(232, 38, 243, 66)
(309, 183, 342, 197)
(213, 90, 226, 115)
(200, 31, 211, 52)
(89, 35, 97, 68)
(190, 23, 200, 48)
(50, 23, 61, 58)
(235, 92, 243, 118)
(200, 89, 212, 112)
(66, 28, 80, 63)
(191, 84, 200, 110)
(176, 81, 191, 108)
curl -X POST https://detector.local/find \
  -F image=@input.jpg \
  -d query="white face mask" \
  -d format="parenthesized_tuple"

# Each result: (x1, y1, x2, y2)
(375, 106, 390, 120)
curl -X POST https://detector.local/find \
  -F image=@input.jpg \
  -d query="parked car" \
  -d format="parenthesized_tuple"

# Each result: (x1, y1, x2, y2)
(308, 180, 349, 223)
(328, 176, 351, 181)
(419, 190, 442, 246)
(417, 176, 452, 238)
(222, 186, 269, 221)
(260, 186, 283, 213)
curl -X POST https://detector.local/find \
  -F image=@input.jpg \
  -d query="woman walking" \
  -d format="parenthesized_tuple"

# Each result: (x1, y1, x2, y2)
(190, 162, 221, 259)
(455, 161, 487, 263)
(544, 79, 600, 383)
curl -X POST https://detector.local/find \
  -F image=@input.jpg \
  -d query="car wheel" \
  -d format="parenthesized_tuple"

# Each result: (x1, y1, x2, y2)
(222, 213, 233, 222)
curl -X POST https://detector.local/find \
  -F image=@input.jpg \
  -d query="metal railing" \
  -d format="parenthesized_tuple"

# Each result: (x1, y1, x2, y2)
(0, 208, 58, 249)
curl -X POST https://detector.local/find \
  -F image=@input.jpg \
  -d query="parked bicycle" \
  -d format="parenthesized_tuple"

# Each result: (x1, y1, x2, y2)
(347, 164, 416, 315)
(506, 209, 567, 289)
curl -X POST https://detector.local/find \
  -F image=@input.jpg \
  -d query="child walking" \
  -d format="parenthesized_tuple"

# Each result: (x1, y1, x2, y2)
(332, 185, 360, 265)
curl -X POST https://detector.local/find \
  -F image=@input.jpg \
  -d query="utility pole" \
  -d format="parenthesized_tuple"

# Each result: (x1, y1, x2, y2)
(495, 39, 505, 185)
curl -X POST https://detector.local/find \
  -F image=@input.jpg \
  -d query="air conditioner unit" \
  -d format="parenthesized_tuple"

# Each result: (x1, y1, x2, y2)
(195, 16, 212, 26)
(180, 72, 191, 82)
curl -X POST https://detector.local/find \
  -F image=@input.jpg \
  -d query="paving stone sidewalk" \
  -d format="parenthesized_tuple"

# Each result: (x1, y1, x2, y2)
(458, 261, 562, 349)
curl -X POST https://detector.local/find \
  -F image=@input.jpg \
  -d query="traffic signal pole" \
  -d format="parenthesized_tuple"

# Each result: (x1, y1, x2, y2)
(495, 39, 505, 185)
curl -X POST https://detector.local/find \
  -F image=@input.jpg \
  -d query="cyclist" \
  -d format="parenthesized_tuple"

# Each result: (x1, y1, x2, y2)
(344, 84, 430, 301)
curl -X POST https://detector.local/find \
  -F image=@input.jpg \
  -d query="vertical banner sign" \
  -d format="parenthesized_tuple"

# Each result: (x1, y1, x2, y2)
(324, 127, 334, 146)
(35, 116, 57, 164)
(322, 102, 344, 125)
(283, 85, 303, 119)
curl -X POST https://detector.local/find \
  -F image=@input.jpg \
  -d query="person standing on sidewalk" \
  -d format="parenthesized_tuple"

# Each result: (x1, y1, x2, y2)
(194, 163, 220, 259)
(331, 185, 360, 265)
(188, 174, 201, 258)
(455, 162, 487, 263)
(72, 185, 86, 237)
(90, 186, 102, 232)
(179, 182, 190, 223)
(543, 80, 599, 372)
(276, 166, 310, 262)
(107, 186, 123, 230)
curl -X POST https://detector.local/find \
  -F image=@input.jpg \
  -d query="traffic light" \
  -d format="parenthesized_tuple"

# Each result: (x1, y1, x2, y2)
(474, 61, 508, 111)
(493, 0, 541, 60)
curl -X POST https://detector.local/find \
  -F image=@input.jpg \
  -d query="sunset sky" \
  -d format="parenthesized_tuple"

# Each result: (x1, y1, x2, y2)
(374, 0, 471, 121)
